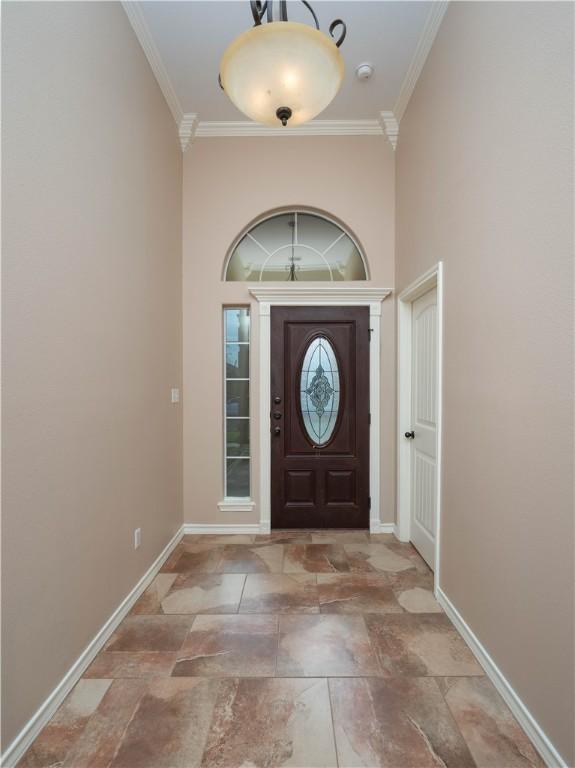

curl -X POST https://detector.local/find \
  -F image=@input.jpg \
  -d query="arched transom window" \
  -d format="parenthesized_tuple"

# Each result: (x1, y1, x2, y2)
(225, 211, 368, 282)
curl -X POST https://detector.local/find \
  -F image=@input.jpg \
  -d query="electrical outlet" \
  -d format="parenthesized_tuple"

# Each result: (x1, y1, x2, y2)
(134, 528, 141, 550)
(171, 388, 180, 404)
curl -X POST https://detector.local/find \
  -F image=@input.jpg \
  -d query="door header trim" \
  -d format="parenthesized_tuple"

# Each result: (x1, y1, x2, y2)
(249, 286, 391, 310)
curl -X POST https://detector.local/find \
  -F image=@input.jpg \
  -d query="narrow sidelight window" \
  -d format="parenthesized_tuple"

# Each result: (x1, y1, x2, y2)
(224, 307, 250, 498)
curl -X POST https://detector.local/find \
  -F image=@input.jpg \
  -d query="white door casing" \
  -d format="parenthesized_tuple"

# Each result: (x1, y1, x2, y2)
(409, 288, 438, 568)
(248, 286, 391, 534)
(397, 263, 443, 589)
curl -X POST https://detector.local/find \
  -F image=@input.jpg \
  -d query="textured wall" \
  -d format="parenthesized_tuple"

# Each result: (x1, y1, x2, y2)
(2, 2, 183, 749)
(395, 2, 574, 762)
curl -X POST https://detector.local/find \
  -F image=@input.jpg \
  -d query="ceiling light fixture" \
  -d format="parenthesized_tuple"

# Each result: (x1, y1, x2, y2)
(219, 1, 347, 128)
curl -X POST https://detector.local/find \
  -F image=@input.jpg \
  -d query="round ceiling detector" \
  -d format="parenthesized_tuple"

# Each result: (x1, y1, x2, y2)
(355, 63, 374, 81)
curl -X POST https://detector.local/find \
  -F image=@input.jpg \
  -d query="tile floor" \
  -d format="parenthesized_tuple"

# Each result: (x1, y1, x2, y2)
(19, 531, 544, 768)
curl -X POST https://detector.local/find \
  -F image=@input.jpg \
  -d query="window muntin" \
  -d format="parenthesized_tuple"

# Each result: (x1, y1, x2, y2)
(300, 336, 340, 446)
(225, 211, 367, 282)
(224, 307, 250, 498)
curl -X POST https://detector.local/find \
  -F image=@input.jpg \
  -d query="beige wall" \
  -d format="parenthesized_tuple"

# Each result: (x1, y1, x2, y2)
(396, 2, 574, 763)
(183, 136, 395, 525)
(2, 2, 183, 750)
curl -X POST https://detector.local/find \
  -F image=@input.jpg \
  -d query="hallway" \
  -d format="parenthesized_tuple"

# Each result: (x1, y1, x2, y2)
(3, 2, 573, 764)
(19, 532, 542, 768)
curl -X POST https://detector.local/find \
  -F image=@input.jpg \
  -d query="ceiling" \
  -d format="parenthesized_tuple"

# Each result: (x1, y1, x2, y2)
(124, 0, 448, 141)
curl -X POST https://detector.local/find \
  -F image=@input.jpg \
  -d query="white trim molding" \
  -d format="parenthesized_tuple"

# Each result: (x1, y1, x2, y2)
(249, 286, 391, 535)
(184, 523, 262, 535)
(397, 263, 444, 584)
(394, 1, 449, 122)
(124, 2, 449, 146)
(179, 113, 198, 152)
(121, 1, 183, 125)
(370, 522, 397, 535)
(438, 588, 568, 768)
(248, 286, 391, 304)
(379, 111, 399, 151)
(217, 500, 256, 514)
(195, 119, 383, 138)
(1, 526, 184, 768)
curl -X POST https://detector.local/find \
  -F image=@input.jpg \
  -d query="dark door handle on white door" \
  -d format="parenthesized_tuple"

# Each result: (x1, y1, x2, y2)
(404, 431, 415, 439)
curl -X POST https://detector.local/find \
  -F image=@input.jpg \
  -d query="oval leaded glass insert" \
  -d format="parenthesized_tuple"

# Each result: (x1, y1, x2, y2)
(300, 336, 340, 446)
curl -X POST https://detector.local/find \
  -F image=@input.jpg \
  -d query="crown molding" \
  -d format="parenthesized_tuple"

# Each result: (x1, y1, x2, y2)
(393, 0, 449, 122)
(379, 111, 399, 151)
(194, 119, 383, 138)
(124, 0, 448, 147)
(179, 113, 199, 152)
(122, 1, 183, 125)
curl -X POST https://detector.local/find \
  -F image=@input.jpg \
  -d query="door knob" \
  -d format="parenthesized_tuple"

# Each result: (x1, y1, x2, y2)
(404, 430, 415, 439)
(273, 396, 282, 404)
(273, 426, 281, 436)
(273, 412, 282, 420)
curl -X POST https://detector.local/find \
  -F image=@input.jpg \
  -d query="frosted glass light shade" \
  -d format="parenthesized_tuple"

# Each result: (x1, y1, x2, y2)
(220, 22, 344, 127)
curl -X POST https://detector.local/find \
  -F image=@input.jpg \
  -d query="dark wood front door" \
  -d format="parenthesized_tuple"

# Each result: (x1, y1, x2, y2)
(271, 306, 370, 529)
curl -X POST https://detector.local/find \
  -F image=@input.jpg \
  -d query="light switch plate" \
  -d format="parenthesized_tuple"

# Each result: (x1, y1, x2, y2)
(134, 528, 141, 550)
(171, 388, 180, 404)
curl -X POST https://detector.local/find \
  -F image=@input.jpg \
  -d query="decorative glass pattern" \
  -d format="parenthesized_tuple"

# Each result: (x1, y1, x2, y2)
(300, 336, 340, 446)
(224, 308, 250, 497)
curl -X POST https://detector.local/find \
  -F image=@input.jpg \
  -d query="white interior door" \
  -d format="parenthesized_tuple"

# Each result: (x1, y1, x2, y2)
(408, 287, 438, 569)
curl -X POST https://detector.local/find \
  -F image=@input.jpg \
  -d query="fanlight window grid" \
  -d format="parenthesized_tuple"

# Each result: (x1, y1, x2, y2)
(225, 211, 367, 282)
(300, 336, 340, 446)
(224, 307, 251, 498)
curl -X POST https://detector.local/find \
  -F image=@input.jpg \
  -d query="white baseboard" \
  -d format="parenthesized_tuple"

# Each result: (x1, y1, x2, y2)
(1, 525, 184, 768)
(4, 528, 564, 768)
(216, 500, 256, 513)
(436, 587, 567, 768)
(185, 523, 395, 536)
(370, 521, 397, 535)
(183, 523, 263, 535)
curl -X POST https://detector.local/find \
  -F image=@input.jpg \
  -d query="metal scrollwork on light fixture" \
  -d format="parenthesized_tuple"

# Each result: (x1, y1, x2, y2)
(219, 0, 347, 128)
(328, 19, 346, 48)
(249, 0, 346, 42)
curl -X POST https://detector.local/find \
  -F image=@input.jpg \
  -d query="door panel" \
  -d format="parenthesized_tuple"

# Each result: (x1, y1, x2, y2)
(271, 306, 369, 529)
(325, 470, 356, 505)
(285, 471, 315, 504)
(410, 288, 438, 568)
